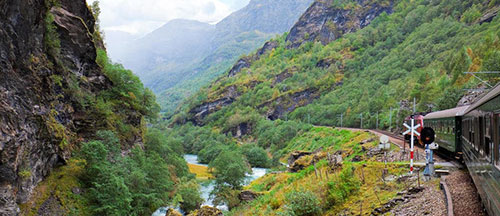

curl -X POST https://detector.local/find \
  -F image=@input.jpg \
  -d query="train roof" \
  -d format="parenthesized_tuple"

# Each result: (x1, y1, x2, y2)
(463, 82, 500, 114)
(423, 105, 470, 119)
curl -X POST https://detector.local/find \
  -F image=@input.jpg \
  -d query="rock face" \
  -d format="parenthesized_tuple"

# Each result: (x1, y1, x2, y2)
(0, 0, 141, 214)
(188, 81, 260, 125)
(227, 40, 279, 77)
(239, 190, 262, 202)
(286, 0, 394, 48)
(260, 88, 321, 120)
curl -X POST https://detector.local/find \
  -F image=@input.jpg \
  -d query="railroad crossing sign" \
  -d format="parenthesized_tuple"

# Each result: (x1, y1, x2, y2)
(402, 123, 420, 136)
(402, 119, 419, 174)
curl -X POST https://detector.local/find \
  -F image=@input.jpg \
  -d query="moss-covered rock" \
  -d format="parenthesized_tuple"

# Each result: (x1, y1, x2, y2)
(188, 206, 223, 216)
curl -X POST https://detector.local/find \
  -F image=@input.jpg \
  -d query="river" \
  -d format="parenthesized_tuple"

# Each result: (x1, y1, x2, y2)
(152, 154, 268, 215)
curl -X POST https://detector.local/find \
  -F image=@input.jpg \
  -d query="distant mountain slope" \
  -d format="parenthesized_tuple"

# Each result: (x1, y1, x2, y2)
(109, 0, 314, 114)
(112, 19, 215, 90)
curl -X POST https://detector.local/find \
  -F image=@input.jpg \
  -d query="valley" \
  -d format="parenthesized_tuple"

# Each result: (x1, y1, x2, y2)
(1, 0, 499, 215)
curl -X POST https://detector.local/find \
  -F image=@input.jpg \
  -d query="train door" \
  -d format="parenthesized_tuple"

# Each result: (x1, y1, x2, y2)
(476, 117, 484, 157)
(485, 114, 492, 162)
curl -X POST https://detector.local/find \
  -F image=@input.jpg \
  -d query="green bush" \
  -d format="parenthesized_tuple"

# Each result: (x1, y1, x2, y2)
(284, 190, 321, 216)
(241, 144, 270, 168)
(176, 178, 204, 213)
(209, 150, 251, 189)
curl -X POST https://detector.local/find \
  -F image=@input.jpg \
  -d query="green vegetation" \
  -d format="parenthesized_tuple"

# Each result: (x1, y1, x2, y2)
(174, 178, 204, 213)
(284, 190, 321, 216)
(327, 164, 361, 206)
(224, 129, 410, 215)
(209, 151, 251, 209)
(44, 2, 61, 59)
(241, 144, 271, 168)
(79, 130, 190, 215)
(19, 159, 89, 216)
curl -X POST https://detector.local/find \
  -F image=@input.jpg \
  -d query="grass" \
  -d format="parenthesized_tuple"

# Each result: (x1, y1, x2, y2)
(188, 163, 212, 180)
(228, 129, 431, 215)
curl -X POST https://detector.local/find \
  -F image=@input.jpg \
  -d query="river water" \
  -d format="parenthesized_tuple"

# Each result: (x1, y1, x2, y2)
(152, 154, 268, 215)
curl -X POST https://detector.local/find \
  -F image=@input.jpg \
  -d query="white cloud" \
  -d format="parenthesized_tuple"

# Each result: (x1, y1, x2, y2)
(89, 0, 248, 36)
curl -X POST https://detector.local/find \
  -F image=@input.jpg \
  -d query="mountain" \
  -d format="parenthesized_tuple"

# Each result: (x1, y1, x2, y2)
(172, 0, 500, 132)
(0, 0, 175, 215)
(109, 0, 315, 114)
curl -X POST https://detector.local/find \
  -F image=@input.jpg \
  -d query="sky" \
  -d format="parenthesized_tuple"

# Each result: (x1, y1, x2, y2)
(89, 0, 250, 37)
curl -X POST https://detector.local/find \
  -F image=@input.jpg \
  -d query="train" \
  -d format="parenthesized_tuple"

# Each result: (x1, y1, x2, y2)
(418, 83, 500, 216)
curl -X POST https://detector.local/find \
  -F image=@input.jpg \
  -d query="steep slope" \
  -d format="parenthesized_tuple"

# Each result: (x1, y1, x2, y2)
(171, 0, 500, 133)
(0, 0, 158, 214)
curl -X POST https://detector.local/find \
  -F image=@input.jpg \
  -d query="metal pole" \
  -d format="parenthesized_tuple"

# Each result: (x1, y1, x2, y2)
(410, 118, 414, 174)
(413, 97, 416, 114)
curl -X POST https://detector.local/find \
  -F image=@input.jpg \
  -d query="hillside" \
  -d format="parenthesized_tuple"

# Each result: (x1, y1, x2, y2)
(172, 0, 500, 131)
(111, 0, 315, 114)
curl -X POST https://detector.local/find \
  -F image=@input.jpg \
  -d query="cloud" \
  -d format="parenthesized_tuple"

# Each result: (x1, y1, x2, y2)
(89, 0, 247, 36)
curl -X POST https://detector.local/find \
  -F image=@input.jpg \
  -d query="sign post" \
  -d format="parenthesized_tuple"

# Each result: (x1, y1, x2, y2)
(403, 118, 420, 174)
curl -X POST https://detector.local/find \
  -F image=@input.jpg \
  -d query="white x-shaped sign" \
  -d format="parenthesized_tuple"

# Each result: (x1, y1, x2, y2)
(402, 123, 420, 136)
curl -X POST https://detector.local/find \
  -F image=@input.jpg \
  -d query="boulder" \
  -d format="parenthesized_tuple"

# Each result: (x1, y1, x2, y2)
(165, 208, 182, 216)
(287, 149, 326, 172)
(239, 190, 262, 202)
(188, 206, 223, 216)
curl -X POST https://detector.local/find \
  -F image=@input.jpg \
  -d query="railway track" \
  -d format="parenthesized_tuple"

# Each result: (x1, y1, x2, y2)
(352, 128, 486, 216)
(372, 129, 463, 167)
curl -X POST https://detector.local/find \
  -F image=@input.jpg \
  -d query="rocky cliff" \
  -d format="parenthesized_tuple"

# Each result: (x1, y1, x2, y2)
(0, 0, 142, 214)
(286, 0, 393, 48)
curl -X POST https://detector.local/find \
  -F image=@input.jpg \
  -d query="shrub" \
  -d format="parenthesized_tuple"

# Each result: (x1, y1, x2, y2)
(460, 4, 481, 24)
(241, 144, 270, 168)
(209, 150, 251, 189)
(176, 178, 204, 213)
(284, 190, 321, 216)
